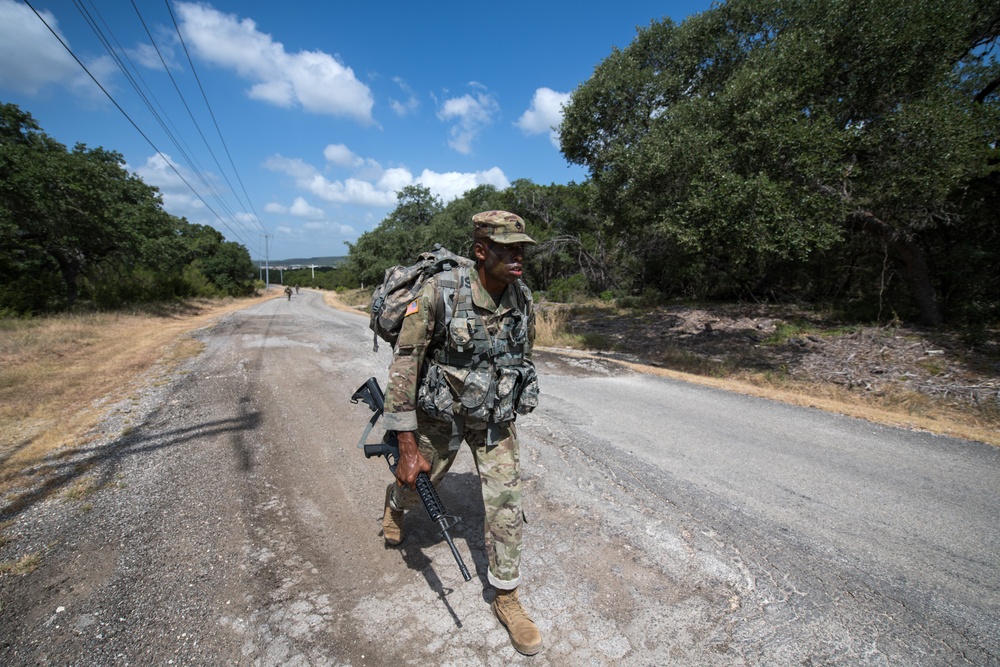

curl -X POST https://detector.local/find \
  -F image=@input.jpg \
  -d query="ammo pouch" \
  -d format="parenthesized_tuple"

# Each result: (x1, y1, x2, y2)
(514, 363, 539, 416)
(459, 367, 495, 422)
(416, 362, 455, 422)
(418, 359, 537, 425)
(494, 363, 539, 422)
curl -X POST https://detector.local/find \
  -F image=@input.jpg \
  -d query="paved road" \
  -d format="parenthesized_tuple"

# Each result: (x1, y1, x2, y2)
(1, 290, 997, 666)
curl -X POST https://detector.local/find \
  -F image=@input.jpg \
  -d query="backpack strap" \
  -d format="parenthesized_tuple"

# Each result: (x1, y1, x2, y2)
(435, 267, 461, 346)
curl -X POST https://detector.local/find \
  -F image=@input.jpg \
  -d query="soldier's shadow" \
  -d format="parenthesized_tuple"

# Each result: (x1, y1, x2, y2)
(396, 470, 488, 627)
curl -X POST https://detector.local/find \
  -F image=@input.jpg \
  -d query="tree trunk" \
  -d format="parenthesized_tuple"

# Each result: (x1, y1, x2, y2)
(51, 250, 82, 308)
(853, 211, 943, 326)
(888, 236, 942, 326)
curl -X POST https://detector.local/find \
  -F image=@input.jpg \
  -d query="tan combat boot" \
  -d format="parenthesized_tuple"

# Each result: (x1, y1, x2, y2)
(382, 483, 403, 546)
(492, 587, 542, 655)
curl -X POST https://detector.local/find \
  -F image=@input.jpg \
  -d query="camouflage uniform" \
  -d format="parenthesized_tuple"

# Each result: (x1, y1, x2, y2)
(383, 227, 536, 591)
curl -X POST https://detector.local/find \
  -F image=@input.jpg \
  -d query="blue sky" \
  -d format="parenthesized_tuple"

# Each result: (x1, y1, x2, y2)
(1, 0, 712, 261)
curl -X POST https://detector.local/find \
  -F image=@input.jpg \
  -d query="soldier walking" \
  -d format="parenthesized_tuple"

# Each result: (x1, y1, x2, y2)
(381, 211, 542, 655)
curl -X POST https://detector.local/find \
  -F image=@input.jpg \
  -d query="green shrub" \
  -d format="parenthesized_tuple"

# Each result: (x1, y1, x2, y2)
(181, 264, 220, 297)
(547, 273, 590, 303)
(617, 287, 664, 310)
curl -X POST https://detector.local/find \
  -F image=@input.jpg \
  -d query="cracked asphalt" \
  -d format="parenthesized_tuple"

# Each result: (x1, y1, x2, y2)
(1, 290, 997, 666)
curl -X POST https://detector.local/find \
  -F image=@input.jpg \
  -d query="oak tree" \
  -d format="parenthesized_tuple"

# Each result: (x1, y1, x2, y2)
(560, 0, 1000, 324)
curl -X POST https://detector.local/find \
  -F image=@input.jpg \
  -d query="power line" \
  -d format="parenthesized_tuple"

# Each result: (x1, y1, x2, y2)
(74, 1, 217, 200)
(165, 0, 267, 237)
(78, 0, 259, 248)
(22, 0, 262, 257)
(130, 0, 263, 238)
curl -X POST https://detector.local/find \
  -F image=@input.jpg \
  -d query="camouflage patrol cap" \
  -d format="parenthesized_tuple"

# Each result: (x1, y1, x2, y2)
(472, 210, 536, 245)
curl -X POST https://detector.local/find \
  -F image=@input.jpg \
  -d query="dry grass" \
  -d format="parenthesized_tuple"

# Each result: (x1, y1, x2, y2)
(324, 287, 371, 313)
(535, 307, 586, 349)
(0, 291, 279, 492)
(0, 552, 41, 575)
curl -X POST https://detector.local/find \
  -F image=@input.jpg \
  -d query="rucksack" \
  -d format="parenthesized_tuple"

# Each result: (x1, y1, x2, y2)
(368, 245, 473, 351)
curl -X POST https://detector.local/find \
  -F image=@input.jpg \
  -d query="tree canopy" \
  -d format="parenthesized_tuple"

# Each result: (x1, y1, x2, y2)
(560, 0, 1000, 324)
(0, 102, 256, 314)
(343, 181, 611, 299)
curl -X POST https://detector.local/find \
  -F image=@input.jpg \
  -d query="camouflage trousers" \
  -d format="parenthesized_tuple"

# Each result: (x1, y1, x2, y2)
(388, 413, 523, 590)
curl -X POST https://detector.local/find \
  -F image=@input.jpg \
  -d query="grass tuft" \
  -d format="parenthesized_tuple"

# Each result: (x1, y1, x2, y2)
(534, 308, 585, 348)
(62, 478, 102, 502)
(0, 553, 41, 575)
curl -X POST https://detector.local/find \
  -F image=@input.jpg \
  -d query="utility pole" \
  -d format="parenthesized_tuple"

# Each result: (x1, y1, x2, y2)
(264, 233, 272, 290)
(308, 264, 318, 279)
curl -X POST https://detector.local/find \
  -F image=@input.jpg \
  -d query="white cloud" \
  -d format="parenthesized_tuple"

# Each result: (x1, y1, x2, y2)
(437, 89, 499, 154)
(264, 202, 287, 214)
(133, 153, 216, 219)
(323, 143, 363, 168)
(414, 167, 510, 202)
(0, 0, 114, 98)
(304, 220, 354, 235)
(264, 151, 509, 208)
(376, 167, 415, 194)
(127, 41, 177, 72)
(176, 2, 374, 124)
(134, 153, 191, 192)
(315, 176, 399, 208)
(262, 155, 317, 180)
(160, 191, 205, 213)
(265, 154, 396, 207)
(516, 87, 571, 148)
(389, 77, 419, 117)
(289, 196, 324, 219)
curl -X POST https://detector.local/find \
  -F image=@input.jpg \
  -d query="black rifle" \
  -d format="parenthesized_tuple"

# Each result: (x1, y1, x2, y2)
(351, 377, 472, 581)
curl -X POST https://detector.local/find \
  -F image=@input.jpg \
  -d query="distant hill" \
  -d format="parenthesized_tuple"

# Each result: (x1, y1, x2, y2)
(254, 256, 347, 268)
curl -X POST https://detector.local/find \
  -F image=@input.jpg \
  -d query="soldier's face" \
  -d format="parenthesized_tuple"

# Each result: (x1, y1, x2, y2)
(477, 240, 526, 291)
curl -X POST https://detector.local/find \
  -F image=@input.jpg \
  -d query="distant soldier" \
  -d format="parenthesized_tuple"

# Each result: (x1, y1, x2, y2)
(284, 285, 293, 300)
(295, 284, 300, 294)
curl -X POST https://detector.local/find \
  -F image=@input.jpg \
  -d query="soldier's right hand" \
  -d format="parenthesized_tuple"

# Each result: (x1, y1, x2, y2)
(395, 431, 431, 490)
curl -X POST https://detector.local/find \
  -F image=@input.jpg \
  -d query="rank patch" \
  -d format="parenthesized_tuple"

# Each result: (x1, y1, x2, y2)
(404, 300, 420, 316)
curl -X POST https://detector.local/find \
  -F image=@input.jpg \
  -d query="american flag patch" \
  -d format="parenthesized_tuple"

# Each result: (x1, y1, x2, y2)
(404, 300, 419, 316)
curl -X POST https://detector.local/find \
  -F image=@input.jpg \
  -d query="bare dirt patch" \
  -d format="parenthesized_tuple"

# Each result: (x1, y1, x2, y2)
(552, 303, 1000, 445)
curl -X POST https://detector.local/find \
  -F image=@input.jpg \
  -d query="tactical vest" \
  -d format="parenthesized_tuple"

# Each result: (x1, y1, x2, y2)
(416, 265, 539, 428)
